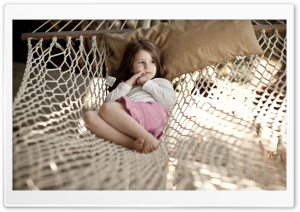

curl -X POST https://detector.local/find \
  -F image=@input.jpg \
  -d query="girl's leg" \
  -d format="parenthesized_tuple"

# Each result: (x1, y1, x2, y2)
(83, 111, 144, 152)
(99, 102, 160, 153)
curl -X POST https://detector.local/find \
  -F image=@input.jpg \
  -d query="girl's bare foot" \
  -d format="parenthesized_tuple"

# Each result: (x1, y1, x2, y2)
(143, 135, 160, 154)
(134, 138, 144, 153)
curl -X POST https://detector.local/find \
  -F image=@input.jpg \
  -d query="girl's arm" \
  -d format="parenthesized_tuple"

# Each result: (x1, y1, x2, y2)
(142, 78, 176, 110)
(105, 82, 132, 102)
(105, 71, 146, 102)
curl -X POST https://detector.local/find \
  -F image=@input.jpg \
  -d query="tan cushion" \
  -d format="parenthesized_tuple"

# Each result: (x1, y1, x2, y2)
(104, 20, 263, 80)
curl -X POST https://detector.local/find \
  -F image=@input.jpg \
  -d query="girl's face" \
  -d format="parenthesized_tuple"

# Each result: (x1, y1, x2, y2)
(132, 49, 157, 79)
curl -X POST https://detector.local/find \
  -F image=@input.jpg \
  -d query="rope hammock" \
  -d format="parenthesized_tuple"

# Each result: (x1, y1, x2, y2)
(13, 20, 287, 190)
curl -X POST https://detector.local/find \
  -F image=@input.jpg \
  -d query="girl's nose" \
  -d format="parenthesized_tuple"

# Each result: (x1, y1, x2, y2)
(145, 64, 150, 69)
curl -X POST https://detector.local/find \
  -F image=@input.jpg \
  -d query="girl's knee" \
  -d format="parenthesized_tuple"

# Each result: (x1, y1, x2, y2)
(99, 102, 111, 115)
(82, 111, 96, 124)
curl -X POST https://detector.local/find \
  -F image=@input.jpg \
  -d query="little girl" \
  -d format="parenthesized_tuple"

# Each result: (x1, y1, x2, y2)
(83, 40, 176, 154)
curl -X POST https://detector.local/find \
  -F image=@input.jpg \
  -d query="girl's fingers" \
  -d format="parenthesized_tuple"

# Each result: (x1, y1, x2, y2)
(139, 71, 146, 76)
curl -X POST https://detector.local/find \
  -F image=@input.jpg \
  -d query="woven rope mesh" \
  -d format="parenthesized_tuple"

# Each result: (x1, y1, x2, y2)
(13, 20, 287, 190)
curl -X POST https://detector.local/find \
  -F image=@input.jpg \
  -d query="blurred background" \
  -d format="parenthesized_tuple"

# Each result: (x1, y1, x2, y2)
(13, 20, 43, 99)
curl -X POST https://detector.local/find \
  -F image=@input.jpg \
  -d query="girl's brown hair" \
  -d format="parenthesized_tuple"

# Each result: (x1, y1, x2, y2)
(108, 39, 167, 91)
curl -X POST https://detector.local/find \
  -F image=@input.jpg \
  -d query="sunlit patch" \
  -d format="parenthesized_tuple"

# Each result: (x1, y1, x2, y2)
(26, 179, 39, 190)
(77, 119, 88, 134)
(49, 161, 58, 172)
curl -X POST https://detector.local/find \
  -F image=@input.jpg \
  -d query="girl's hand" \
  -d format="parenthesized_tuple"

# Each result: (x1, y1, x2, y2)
(125, 71, 146, 86)
(137, 74, 150, 85)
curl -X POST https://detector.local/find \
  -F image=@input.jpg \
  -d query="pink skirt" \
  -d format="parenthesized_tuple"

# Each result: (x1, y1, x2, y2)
(116, 96, 169, 139)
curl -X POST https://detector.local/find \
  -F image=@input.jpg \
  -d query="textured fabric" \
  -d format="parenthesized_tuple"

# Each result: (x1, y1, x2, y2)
(104, 20, 264, 80)
(116, 96, 169, 139)
(105, 78, 176, 111)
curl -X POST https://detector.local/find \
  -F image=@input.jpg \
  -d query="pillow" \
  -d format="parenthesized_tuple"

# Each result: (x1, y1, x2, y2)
(104, 20, 263, 80)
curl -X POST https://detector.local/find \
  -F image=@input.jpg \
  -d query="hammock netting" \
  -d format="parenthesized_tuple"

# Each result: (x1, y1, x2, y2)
(13, 20, 287, 190)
